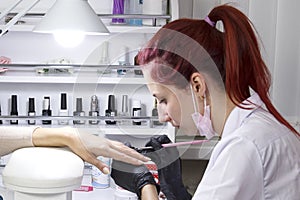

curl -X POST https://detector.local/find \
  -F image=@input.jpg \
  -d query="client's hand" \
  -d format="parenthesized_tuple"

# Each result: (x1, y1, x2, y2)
(111, 160, 160, 199)
(143, 135, 192, 200)
(32, 127, 150, 175)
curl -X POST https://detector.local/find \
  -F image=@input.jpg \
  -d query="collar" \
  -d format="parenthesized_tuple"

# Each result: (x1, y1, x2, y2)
(221, 92, 264, 139)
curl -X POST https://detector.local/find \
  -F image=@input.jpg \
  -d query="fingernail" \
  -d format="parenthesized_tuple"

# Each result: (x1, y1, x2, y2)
(103, 167, 110, 174)
(145, 156, 151, 161)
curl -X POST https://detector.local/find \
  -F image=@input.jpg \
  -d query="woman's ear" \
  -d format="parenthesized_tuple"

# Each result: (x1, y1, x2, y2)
(190, 72, 206, 98)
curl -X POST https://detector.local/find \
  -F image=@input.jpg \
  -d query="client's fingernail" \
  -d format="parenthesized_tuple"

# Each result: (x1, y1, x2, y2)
(145, 156, 151, 161)
(103, 167, 110, 174)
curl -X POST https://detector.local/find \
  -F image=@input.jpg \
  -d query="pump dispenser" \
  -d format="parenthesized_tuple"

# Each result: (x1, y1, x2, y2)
(73, 98, 85, 124)
(28, 98, 36, 125)
(42, 96, 52, 125)
(89, 95, 99, 125)
(105, 95, 117, 125)
(10, 95, 18, 124)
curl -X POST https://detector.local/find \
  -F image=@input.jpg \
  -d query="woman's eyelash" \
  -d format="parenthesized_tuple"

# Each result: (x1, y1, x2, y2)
(159, 99, 166, 104)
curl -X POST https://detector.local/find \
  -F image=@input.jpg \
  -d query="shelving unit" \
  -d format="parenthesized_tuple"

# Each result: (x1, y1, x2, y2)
(0, 64, 146, 84)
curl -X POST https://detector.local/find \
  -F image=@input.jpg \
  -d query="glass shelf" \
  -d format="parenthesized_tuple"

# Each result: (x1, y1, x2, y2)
(0, 64, 146, 84)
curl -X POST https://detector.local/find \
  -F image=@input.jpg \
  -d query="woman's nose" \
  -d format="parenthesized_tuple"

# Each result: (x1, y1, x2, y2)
(157, 105, 171, 122)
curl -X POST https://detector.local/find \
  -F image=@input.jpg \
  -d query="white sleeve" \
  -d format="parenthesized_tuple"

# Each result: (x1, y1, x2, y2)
(0, 126, 38, 156)
(192, 137, 264, 200)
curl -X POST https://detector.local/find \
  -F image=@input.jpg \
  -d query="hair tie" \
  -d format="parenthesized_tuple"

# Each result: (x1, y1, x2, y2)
(204, 16, 216, 27)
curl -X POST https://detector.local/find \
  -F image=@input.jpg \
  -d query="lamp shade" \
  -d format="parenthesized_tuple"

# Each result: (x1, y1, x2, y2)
(33, 0, 109, 35)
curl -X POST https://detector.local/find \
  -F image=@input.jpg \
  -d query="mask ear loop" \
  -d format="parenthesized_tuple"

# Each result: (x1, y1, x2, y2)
(190, 84, 199, 113)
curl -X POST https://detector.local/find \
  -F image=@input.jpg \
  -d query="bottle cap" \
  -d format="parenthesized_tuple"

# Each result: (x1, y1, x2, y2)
(11, 95, 18, 114)
(28, 98, 35, 112)
(76, 98, 83, 112)
(61, 93, 67, 110)
(121, 95, 128, 113)
(43, 97, 50, 110)
(90, 95, 99, 111)
(108, 95, 116, 110)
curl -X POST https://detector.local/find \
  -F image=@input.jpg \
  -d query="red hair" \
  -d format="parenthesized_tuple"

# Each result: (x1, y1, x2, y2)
(137, 4, 299, 136)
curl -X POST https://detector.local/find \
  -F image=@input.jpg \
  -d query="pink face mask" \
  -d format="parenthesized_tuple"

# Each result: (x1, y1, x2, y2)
(190, 85, 217, 140)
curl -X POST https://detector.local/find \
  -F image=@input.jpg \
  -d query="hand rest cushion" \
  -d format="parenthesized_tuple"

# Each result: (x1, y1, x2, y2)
(2, 147, 84, 194)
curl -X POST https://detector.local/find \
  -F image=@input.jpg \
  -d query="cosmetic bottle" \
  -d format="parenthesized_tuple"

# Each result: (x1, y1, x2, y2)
(151, 99, 163, 126)
(0, 102, 3, 125)
(10, 95, 18, 124)
(73, 98, 85, 125)
(89, 95, 100, 125)
(105, 95, 117, 125)
(42, 96, 52, 125)
(58, 93, 69, 125)
(132, 99, 141, 125)
(28, 98, 36, 125)
(125, 0, 143, 26)
(112, 0, 126, 24)
(118, 95, 130, 125)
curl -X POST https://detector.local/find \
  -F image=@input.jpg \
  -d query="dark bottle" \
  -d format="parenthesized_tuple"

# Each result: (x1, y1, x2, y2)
(42, 96, 52, 125)
(10, 95, 18, 124)
(28, 98, 36, 125)
(73, 98, 85, 125)
(89, 95, 99, 125)
(0, 102, 3, 125)
(132, 99, 141, 125)
(105, 95, 117, 125)
(152, 98, 163, 126)
(58, 93, 69, 125)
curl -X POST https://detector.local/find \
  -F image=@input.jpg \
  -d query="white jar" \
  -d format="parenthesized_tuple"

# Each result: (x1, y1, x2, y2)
(91, 156, 111, 189)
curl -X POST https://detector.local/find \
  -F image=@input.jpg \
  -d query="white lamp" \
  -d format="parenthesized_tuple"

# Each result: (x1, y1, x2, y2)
(0, 0, 109, 47)
(33, 0, 109, 35)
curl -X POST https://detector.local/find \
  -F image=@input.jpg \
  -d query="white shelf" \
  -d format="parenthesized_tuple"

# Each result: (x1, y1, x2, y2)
(0, 74, 146, 84)
(0, 66, 146, 84)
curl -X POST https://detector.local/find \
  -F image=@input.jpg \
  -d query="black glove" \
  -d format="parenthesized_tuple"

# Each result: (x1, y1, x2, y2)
(111, 160, 160, 199)
(143, 135, 192, 200)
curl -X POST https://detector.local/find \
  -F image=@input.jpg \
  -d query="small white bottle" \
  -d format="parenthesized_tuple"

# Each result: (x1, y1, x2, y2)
(92, 156, 111, 189)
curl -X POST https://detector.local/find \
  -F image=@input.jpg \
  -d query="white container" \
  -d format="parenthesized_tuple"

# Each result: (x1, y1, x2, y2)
(92, 156, 111, 189)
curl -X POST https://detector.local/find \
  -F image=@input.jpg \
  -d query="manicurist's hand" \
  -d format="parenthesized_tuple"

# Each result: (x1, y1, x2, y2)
(32, 127, 150, 174)
(143, 135, 192, 200)
(111, 160, 160, 200)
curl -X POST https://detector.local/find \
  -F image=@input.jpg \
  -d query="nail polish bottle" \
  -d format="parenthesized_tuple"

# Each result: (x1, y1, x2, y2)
(105, 95, 117, 125)
(10, 95, 18, 124)
(0, 103, 3, 125)
(89, 95, 99, 125)
(59, 93, 69, 125)
(28, 98, 36, 125)
(118, 95, 130, 125)
(151, 99, 163, 126)
(132, 99, 141, 125)
(42, 96, 52, 125)
(73, 98, 85, 125)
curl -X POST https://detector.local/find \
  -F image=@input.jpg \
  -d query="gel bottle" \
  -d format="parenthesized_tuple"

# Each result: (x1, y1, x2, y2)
(42, 96, 52, 125)
(89, 95, 100, 125)
(10, 95, 18, 125)
(105, 95, 117, 125)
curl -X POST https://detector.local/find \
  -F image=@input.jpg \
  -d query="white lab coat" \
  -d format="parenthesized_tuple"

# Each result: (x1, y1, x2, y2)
(193, 93, 300, 200)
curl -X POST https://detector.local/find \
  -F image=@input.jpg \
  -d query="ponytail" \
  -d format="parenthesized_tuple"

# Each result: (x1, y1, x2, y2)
(209, 5, 299, 135)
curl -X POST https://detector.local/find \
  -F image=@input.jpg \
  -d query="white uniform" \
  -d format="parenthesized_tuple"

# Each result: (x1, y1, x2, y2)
(193, 93, 300, 200)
